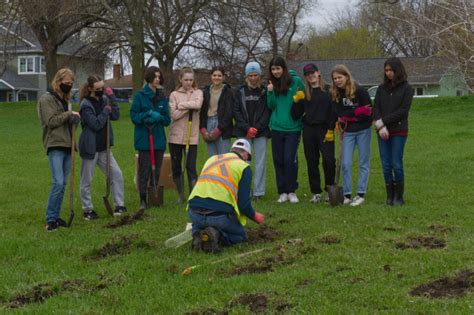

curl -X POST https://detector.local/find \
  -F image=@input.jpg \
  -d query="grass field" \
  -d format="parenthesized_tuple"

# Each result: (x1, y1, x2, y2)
(0, 95, 473, 313)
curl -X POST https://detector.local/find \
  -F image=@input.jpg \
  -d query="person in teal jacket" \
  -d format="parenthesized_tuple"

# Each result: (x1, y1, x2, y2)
(130, 66, 171, 210)
(267, 56, 305, 204)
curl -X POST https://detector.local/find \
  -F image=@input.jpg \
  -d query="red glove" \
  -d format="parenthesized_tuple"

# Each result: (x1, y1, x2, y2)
(246, 127, 258, 138)
(208, 128, 222, 140)
(354, 105, 372, 117)
(104, 87, 114, 98)
(253, 212, 265, 224)
(200, 128, 209, 141)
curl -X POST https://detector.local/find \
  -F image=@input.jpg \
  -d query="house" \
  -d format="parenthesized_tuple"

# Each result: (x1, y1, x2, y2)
(0, 23, 105, 102)
(288, 57, 470, 97)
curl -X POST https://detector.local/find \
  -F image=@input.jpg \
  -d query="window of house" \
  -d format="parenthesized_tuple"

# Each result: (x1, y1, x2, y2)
(18, 56, 45, 74)
(456, 90, 464, 96)
(416, 87, 424, 96)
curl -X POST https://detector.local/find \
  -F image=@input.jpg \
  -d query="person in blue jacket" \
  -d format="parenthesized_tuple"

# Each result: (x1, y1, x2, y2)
(130, 66, 171, 210)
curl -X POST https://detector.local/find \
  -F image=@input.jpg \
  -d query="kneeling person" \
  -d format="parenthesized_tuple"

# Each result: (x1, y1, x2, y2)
(188, 139, 265, 253)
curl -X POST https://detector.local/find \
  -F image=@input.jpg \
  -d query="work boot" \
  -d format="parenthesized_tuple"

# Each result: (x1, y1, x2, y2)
(173, 177, 185, 203)
(191, 231, 202, 251)
(393, 181, 405, 206)
(139, 193, 148, 210)
(385, 181, 394, 206)
(200, 227, 221, 253)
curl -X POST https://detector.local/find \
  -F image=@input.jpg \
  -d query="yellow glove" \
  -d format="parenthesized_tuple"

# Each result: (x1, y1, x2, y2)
(293, 90, 305, 102)
(324, 130, 334, 142)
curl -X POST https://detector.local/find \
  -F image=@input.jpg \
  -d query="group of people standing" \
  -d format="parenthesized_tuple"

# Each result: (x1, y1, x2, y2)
(37, 56, 413, 235)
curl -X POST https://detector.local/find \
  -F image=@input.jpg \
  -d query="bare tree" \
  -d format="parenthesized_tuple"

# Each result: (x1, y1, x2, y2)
(0, 0, 21, 77)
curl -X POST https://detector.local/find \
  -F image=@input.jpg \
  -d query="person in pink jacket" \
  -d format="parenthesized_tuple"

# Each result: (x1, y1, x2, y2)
(168, 67, 204, 202)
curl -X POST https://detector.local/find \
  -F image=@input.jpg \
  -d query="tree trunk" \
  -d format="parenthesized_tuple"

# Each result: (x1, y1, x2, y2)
(43, 41, 58, 87)
(160, 59, 175, 95)
(130, 22, 144, 94)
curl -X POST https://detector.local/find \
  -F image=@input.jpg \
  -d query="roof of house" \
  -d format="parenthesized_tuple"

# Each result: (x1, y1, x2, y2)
(0, 67, 39, 90)
(288, 57, 443, 86)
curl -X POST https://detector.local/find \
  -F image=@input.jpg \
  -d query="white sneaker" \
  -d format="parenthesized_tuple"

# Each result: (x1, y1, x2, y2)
(288, 193, 299, 203)
(277, 193, 288, 203)
(343, 196, 352, 205)
(310, 194, 322, 203)
(350, 195, 365, 206)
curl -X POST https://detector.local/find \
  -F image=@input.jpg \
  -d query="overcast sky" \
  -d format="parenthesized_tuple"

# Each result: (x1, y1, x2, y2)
(302, 0, 359, 28)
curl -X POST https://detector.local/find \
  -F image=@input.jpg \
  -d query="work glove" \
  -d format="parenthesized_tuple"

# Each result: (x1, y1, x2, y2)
(293, 90, 305, 103)
(378, 126, 389, 140)
(145, 117, 155, 125)
(104, 87, 114, 98)
(374, 119, 384, 130)
(324, 129, 334, 142)
(208, 128, 222, 141)
(246, 127, 258, 138)
(69, 113, 81, 125)
(149, 110, 161, 123)
(253, 212, 265, 224)
(354, 105, 372, 117)
(103, 105, 112, 114)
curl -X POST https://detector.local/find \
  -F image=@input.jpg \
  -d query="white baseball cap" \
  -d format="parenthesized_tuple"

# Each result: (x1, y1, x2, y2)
(231, 139, 252, 161)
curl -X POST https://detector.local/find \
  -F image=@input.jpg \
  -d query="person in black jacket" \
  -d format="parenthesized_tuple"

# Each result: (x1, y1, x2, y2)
(330, 64, 373, 207)
(78, 75, 126, 220)
(291, 63, 336, 203)
(234, 61, 271, 201)
(373, 57, 413, 206)
(199, 66, 234, 156)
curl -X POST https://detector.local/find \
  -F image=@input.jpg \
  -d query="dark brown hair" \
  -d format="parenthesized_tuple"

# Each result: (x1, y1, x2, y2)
(383, 57, 408, 89)
(79, 75, 102, 101)
(144, 66, 164, 84)
(268, 56, 292, 96)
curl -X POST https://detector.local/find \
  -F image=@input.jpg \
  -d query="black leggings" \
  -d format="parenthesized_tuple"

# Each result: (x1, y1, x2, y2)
(138, 150, 164, 195)
(169, 143, 198, 181)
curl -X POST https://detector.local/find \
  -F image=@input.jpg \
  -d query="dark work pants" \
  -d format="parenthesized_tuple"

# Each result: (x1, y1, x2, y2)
(302, 125, 335, 194)
(271, 130, 301, 194)
(138, 150, 164, 195)
(169, 143, 198, 182)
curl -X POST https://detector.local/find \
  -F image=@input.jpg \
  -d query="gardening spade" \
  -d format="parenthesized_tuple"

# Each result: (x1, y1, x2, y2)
(327, 131, 344, 207)
(67, 124, 76, 227)
(103, 116, 114, 216)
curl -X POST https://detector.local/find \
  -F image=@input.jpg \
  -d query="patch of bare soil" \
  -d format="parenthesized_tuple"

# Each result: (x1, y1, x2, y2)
(410, 270, 474, 298)
(278, 219, 289, 224)
(5, 274, 123, 309)
(318, 234, 341, 244)
(227, 254, 291, 276)
(428, 224, 452, 233)
(395, 236, 446, 250)
(247, 225, 282, 244)
(105, 209, 145, 229)
(83, 235, 156, 260)
(383, 265, 391, 272)
(227, 293, 268, 313)
(185, 309, 228, 315)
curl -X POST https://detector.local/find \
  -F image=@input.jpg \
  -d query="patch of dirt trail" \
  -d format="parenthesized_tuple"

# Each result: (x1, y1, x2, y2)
(410, 270, 474, 298)
(395, 235, 446, 249)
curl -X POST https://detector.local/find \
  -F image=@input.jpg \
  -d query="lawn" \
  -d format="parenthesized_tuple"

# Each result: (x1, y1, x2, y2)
(0, 95, 473, 313)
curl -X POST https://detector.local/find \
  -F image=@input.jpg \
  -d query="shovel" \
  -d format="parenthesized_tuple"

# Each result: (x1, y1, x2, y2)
(102, 116, 114, 216)
(327, 131, 344, 207)
(67, 124, 76, 227)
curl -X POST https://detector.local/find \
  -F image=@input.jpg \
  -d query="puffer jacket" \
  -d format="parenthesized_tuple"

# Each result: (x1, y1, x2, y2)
(168, 87, 203, 145)
(130, 84, 171, 151)
(200, 83, 234, 139)
(373, 81, 413, 135)
(37, 92, 74, 152)
(233, 84, 271, 138)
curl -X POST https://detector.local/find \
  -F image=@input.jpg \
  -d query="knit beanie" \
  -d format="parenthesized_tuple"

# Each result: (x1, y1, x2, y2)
(245, 61, 262, 76)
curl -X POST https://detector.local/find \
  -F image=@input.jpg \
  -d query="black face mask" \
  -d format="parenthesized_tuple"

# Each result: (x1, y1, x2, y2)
(60, 83, 72, 94)
(94, 90, 104, 98)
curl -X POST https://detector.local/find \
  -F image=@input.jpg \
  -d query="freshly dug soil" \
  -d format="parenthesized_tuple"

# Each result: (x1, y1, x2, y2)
(318, 234, 341, 244)
(105, 209, 145, 229)
(83, 235, 155, 260)
(246, 225, 282, 244)
(410, 270, 474, 298)
(395, 236, 446, 249)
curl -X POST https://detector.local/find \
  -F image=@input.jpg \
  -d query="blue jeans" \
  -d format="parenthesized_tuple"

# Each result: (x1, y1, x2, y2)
(377, 136, 407, 183)
(206, 115, 230, 156)
(46, 149, 71, 223)
(341, 127, 371, 196)
(189, 208, 247, 245)
(245, 136, 268, 197)
(271, 130, 300, 194)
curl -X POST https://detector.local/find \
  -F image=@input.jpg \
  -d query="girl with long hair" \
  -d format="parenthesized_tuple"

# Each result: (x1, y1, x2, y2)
(330, 64, 373, 206)
(373, 57, 413, 205)
(168, 67, 203, 202)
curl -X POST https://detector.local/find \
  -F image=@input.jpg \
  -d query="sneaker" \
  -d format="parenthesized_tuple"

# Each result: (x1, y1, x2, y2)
(288, 193, 299, 204)
(56, 218, 68, 227)
(45, 221, 58, 232)
(350, 196, 365, 206)
(83, 210, 99, 220)
(310, 194, 322, 203)
(343, 197, 352, 205)
(277, 193, 288, 203)
(114, 206, 127, 216)
(200, 227, 221, 253)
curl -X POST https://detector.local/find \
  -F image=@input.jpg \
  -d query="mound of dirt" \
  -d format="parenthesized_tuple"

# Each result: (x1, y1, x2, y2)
(228, 254, 290, 276)
(7, 284, 56, 309)
(410, 270, 474, 298)
(227, 293, 268, 313)
(395, 236, 446, 250)
(83, 235, 155, 260)
(247, 226, 282, 244)
(318, 234, 341, 244)
(105, 209, 145, 229)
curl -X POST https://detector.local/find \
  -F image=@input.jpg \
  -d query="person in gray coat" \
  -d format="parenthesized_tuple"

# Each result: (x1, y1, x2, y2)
(78, 75, 126, 219)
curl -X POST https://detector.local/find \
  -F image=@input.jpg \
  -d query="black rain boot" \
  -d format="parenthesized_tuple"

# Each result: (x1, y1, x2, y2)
(385, 181, 394, 206)
(139, 193, 148, 210)
(393, 181, 405, 206)
(173, 177, 185, 203)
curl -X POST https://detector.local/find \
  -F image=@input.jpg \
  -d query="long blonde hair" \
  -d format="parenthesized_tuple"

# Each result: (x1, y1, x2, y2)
(51, 68, 75, 100)
(304, 72, 326, 101)
(175, 67, 197, 90)
(330, 64, 356, 103)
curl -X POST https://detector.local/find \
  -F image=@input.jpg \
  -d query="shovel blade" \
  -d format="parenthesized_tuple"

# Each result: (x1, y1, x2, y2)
(327, 184, 344, 207)
(103, 196, 114, 216)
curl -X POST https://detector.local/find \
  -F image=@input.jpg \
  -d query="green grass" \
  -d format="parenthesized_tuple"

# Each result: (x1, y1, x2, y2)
(0, 96, 473, 313)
